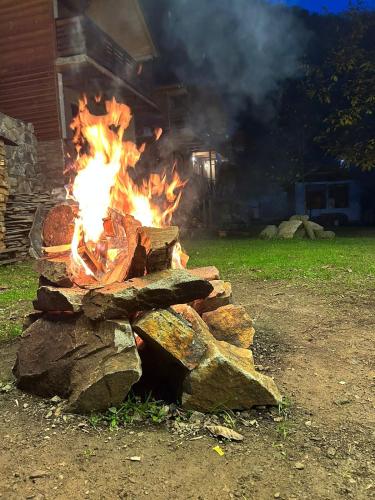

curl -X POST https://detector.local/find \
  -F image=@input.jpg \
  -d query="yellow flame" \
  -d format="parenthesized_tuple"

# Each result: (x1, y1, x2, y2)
(68, 96, 187, 279)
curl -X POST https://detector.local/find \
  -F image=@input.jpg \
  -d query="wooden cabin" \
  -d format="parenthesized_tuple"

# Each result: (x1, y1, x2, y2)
(0, 0, 161, 191)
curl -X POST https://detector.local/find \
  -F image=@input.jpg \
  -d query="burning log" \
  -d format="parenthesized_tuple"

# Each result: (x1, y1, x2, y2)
(42, 243, 72, 255)
(138, 225, 179, 273)
(42, 204, 76, 247)
(102, 213, 145, 284)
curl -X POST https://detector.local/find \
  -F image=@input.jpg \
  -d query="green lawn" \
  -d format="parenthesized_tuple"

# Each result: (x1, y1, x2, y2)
(185, 236, 375, 286)
(1, 235, 375, 341)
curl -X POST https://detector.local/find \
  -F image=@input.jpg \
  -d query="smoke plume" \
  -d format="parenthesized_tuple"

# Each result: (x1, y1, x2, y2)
(156, 0, 308, 118)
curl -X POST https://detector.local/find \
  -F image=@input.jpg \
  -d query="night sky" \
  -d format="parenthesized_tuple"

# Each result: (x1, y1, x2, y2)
(272, 0, 375, 12)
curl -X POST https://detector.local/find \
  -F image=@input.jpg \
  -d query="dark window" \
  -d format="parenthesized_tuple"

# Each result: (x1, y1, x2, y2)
(328, 184, 349, 209)
(306, 185, 326, 209)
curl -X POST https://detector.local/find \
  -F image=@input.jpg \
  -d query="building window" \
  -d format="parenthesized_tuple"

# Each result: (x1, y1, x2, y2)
(306, 185, 326, 209)
(328, 184, 349, 209)
(192, 151, 216, 182)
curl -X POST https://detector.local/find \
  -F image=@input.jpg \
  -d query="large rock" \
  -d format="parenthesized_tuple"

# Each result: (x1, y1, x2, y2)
(191, 280, 232, 315)
(133, 306, 210, 370)
(303, 220, 316, 240)
(315, 230, 335, 240)
(277, 220, 302, 239)
(259, 225, 278, 240)
(132, 305, 212, 401)
(83, 269, 213, 320)
(202, 304, 255, 348)
(188, 266, 220, 281)
(308, 221, 324, 231)
(13, 316, 141, 413)
(182, 340, 281, 411)
(33, 286, 87, 313)
(289, 214, 309, 222)
(35, 257, 73, 288)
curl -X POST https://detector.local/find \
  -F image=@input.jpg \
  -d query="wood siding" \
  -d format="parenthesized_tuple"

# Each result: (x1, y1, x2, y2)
(0, 0, 61, 141)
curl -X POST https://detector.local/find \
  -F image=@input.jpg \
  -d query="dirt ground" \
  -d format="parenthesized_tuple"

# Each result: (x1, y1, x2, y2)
(0, 279, 374, 500)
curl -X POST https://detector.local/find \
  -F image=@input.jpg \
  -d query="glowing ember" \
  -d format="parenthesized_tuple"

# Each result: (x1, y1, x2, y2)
(67, 95, 187, 279)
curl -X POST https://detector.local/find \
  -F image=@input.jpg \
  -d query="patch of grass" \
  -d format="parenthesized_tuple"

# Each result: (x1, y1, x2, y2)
(278, 395, 293, 419)
(274, 396, 294, 440)
(89, 394, 170, 430)
(0, 261, 38, 342)
(184, 235, 375, 291)
(275, 421, 292, 440)
(217, 409, 237, 429)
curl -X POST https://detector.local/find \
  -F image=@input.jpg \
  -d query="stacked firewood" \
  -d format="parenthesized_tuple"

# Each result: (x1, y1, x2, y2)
(0, 193, 56, 264)
(0, 139, 9, 252)
(38, 205, 186, 287)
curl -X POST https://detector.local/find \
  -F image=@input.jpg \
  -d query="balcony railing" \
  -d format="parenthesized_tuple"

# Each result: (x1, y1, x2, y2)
(55, 16, 151, 95)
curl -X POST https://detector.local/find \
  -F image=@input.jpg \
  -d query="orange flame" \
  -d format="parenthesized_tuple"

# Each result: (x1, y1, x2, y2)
(67, 96, 186, 278)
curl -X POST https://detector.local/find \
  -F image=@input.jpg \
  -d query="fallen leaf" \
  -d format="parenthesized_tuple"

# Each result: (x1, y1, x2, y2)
(207, 425, 244, 442)
(127, 456, 141, 462)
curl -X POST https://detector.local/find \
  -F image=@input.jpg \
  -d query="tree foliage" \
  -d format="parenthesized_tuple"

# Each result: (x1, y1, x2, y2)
(307, 8, 375, 170)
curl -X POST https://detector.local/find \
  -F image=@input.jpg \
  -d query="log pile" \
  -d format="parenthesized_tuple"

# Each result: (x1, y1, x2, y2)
(0, 138, 9, 253)
(1, 193, 56, 264)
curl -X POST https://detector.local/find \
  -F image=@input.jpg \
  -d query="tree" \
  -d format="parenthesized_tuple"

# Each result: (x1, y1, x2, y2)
(307, 7, 375, 170)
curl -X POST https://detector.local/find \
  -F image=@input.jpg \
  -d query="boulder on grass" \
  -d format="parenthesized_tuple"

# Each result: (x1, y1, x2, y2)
(191, 280, 232, 315)
(182, 340, 281, 411)
(259, 225, 278, 240)
(289, 214, 309, 222)
(294, 225, 307, 239)
(315, 230, 335, 240)
(303, 221, 316, 240)
(202, 304, 255, 348)
(277, 220, 303, 239)
(13, 316, 141, 413)
(308, 221, 324, 231)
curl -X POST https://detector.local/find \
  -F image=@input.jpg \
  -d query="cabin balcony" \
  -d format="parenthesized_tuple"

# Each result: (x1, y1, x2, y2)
(55, 15, 153, 101)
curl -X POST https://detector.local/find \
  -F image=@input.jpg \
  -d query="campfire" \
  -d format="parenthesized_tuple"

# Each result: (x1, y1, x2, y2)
(13, 96, 281, 414)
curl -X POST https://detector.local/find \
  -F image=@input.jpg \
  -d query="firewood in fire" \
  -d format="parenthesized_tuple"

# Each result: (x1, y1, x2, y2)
(137, 226, 179, 273)
(42, 204, 77, 247)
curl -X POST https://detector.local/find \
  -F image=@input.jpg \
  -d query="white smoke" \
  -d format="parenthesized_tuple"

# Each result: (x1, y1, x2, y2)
(160, 0, 308, 116)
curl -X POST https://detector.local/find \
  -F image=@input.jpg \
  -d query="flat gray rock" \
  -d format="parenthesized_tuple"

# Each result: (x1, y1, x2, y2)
(83, 269, 213, 320)
(33, 286, 87, 313)
(259, 225, 278, 240)
(277, 220, 303, 239)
